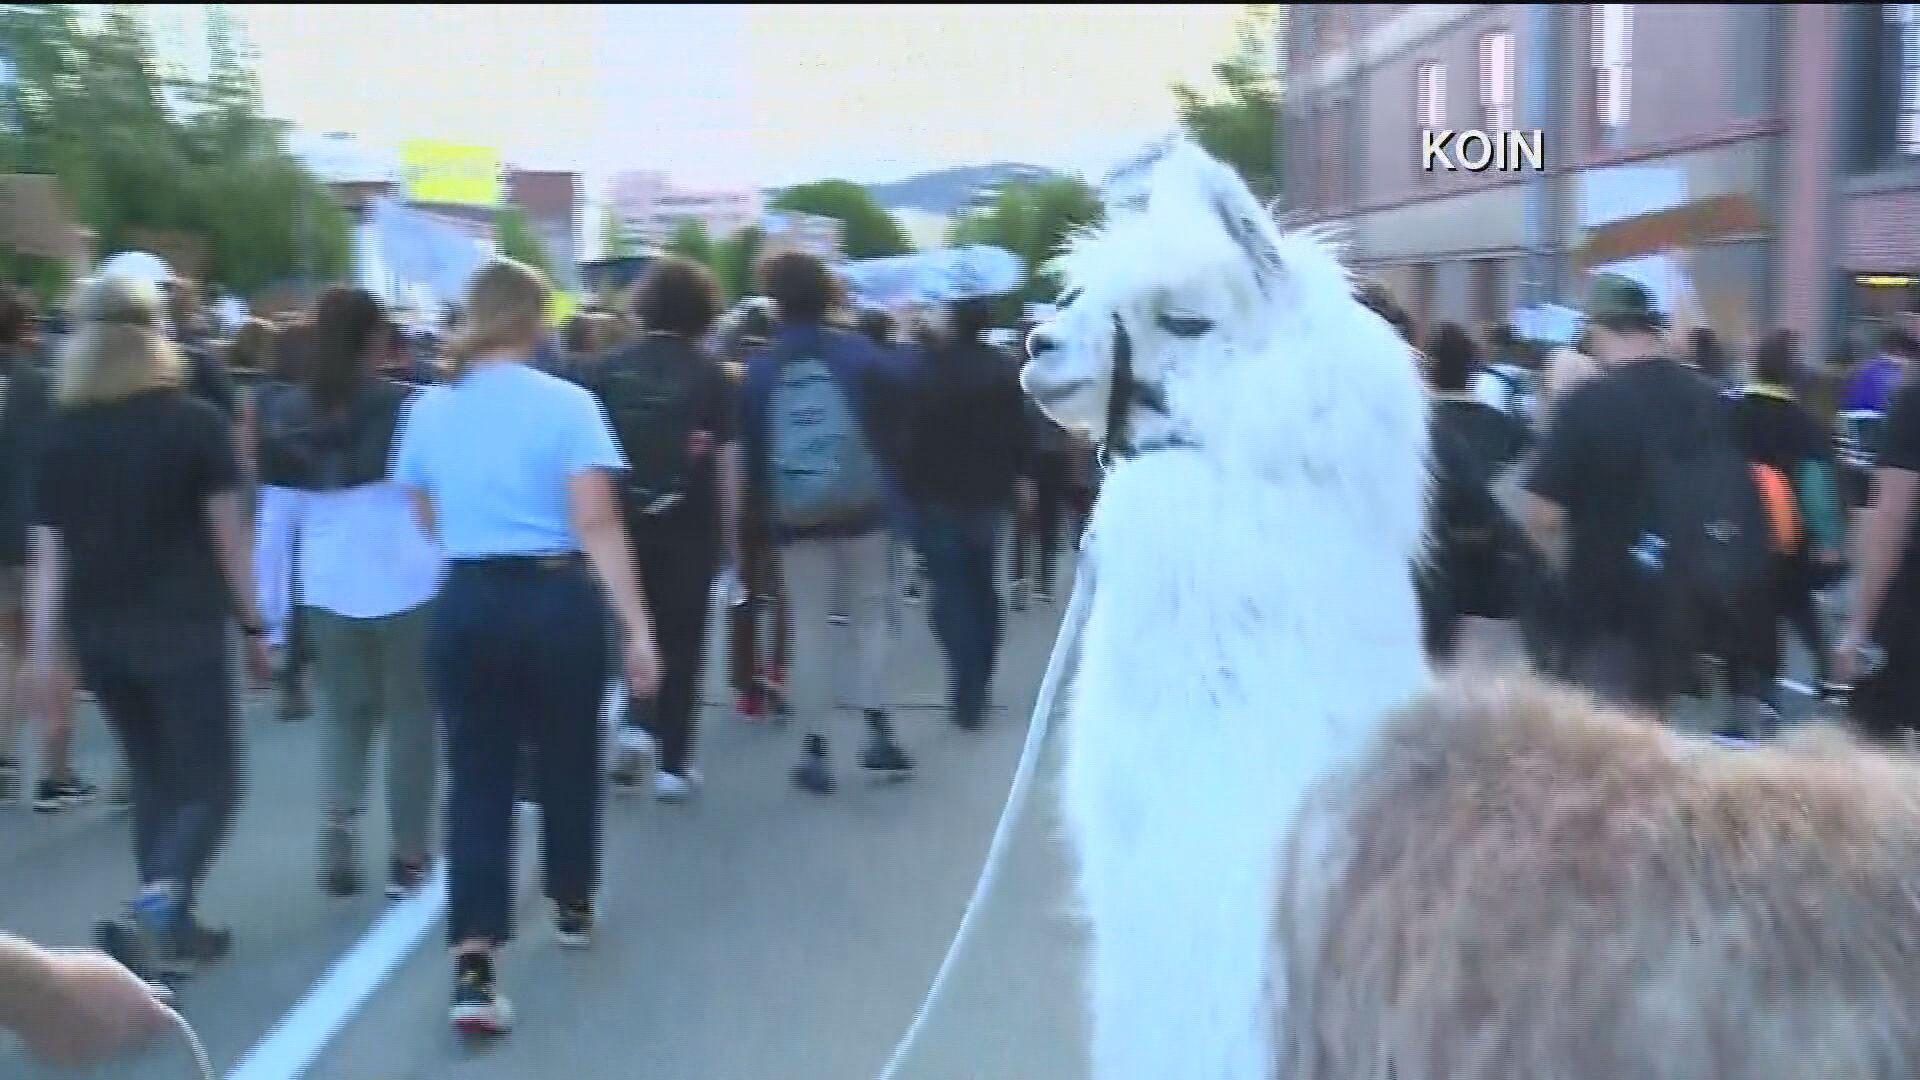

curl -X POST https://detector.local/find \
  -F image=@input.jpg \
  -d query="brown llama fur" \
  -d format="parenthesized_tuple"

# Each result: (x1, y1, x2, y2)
(1274, 667, 1920, 1080)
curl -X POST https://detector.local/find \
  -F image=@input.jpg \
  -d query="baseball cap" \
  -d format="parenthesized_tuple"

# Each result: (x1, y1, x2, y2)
(1584, 272, 1666, 327)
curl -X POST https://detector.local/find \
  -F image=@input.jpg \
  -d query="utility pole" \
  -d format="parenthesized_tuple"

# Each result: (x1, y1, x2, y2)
(1520, 2, 1562, 309)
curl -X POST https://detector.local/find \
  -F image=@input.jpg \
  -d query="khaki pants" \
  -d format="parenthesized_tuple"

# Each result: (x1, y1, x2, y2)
(782, 530, 893, 714)
(304, 603, 437, 860)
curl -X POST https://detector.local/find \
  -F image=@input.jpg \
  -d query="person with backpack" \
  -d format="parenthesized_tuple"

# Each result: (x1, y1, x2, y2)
(1419, 323, 1530, 665)
(738, 251, 914, 795)
(1524, 273, 1773, 729)
(579, 257, 742, 802)
(903, 296, 1030, 731)
(1729, 330, 1847, 711)
(1838, 324, 1919, 510)
(255, 287, 445, 899)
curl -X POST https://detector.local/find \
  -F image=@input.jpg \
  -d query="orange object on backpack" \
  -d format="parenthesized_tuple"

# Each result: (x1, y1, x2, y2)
(1750, 463, 1800, 555)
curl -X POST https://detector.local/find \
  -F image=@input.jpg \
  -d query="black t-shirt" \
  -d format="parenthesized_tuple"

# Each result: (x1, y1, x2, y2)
(34, 389, 240, 628)
(579, 336, 737, 542)
(182, 343, 239, 420)
(1526, 358, 1721, 636)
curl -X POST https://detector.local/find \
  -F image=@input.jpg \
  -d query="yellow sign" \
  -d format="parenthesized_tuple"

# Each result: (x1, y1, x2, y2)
(398, 140, 502, 208)
(1857, 274, 1920, 288)
(549, 290, 579, 328)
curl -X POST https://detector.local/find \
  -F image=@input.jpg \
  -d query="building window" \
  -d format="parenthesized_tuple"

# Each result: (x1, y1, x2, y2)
(1479, 30, 1516, 131)
(1592, 4, 1631, 145)
(1890, 4, 1920, 155)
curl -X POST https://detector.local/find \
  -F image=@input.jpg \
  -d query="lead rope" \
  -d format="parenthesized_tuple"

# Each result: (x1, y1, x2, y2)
(871, 548, 1096, 1080)
(165, 1006, 214, 1080)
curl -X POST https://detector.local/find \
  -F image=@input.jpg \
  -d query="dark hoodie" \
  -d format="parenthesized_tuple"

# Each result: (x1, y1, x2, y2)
(903, 337, 1031, 512)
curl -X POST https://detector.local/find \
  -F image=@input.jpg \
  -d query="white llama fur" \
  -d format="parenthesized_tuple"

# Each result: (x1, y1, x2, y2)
(1024, 136, 1431, 1079)
(1034, 137, 1920, 1080)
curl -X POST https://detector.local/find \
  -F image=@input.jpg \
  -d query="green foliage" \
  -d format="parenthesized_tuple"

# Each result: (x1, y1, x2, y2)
(768, 180, 910, 261)
(599, 205, 636, 260)
(1171, 4, 1280, 203)
(496, 204, 555, 280)
(717, 225, 762, 303)
(666, 218, 714, 271)
(0, 4, 351, 299)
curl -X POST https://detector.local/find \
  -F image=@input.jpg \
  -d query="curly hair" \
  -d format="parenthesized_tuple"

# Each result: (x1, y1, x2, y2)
(756, 250, 840, 325)
(632, 256, 722, 338)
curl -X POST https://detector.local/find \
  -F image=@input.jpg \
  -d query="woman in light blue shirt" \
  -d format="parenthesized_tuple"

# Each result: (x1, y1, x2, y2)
(394, 258, 660, 1037)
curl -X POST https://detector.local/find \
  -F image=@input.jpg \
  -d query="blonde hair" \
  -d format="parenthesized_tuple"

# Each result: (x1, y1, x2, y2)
(58, 274, 186, 407)
(447, 258, 549, 380)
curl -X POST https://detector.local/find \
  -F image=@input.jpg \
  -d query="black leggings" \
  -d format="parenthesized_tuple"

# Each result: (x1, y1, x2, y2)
(626, 528, 717, 776)
(74, 619, 241, 917)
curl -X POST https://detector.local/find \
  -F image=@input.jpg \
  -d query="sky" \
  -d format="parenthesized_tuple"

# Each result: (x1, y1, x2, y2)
(233, 4, 1250, 203)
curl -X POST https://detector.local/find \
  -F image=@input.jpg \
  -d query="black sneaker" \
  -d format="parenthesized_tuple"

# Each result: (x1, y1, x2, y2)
(167, 917, 233, 969)
(860, 721, 914, 780)
(320, 820, 361, 897)
(0, 758, 19, 803)
(451, 952, 513, 1035)
(554, 900, 594, 949)
(94, 919, 177, 1005)
(386, 857, 429, 900)
(33, 773, 98, 813)
(792, 734, 835, 795)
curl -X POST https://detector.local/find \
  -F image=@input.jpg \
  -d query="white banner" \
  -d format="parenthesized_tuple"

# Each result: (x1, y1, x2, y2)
(838, 244, 1024, 308)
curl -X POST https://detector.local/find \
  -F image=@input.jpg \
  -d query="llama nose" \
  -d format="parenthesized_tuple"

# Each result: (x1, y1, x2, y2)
(1027, 329, 1057, 359)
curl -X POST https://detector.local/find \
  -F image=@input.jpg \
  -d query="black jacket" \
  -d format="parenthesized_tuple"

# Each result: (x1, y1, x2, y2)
(902, 339, 1031, 512)
(0, 351, 52, 566)
(255, 378, 415, 492)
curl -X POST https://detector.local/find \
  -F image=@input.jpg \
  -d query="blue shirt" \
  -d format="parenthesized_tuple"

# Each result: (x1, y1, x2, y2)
(394, 360, 627, 560)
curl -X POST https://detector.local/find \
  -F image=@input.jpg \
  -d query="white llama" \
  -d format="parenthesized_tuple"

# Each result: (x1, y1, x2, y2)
(1023, 135, 1432, 1080)
(1030, 136, 1920, 1080)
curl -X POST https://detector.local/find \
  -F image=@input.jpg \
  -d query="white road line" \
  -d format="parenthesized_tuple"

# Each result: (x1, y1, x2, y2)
(228, 687, 626, 1080)
(1778, 678, 1816, 698)
(223, 866, 447, 1080)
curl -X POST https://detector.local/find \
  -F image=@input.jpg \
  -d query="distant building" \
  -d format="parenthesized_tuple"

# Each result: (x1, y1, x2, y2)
(506, 169, 583, 292)
(1278, 3, 1912, 369)
(609, 170, 762, 246)
(759, 211, 844, 263)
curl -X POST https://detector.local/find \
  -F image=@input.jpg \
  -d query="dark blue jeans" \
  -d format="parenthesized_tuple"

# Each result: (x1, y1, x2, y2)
(430, 560, 609, 947)
(73, 617, 240, 920)
(915, 505, 1005, 725)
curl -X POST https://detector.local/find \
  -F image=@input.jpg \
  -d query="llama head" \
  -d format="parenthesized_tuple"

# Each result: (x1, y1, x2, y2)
(1023, 136, 1425, 482)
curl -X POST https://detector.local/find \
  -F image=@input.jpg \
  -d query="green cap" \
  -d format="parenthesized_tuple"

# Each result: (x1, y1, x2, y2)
(1585, 272, 1665, 326)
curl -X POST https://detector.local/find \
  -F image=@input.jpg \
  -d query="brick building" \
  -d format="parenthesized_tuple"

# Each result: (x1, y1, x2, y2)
(505, 170, 583, 293)
(1280, 4, 1895, 368)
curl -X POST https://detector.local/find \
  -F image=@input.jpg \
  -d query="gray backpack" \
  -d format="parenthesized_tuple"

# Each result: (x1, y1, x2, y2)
(766, 352, 884, 529)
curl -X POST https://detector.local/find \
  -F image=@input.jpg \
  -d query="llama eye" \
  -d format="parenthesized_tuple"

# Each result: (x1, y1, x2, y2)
(1157, 314, 1213, 338)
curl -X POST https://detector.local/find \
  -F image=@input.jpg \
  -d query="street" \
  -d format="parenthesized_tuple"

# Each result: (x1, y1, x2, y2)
(0, 537, 1840, 1080)
(0, 542, 1091, 1080)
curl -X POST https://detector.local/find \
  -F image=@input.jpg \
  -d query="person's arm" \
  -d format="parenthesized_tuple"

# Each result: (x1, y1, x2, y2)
(25, 524, 63, 677)
(203, 488, 267, 634)
(0, 932, 169, 1070)
(569, 469, 654, 646)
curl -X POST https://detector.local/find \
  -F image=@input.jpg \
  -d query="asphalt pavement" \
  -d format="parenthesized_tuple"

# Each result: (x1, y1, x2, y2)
(0, 542, 1092, 1080)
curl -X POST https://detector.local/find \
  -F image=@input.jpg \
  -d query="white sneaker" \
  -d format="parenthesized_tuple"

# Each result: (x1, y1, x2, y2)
(654, 768, 703, 803)
(610, 728, 655, 789)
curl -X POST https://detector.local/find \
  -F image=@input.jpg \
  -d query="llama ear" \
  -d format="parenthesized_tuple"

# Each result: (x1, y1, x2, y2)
(1210, 190, 1285, 291)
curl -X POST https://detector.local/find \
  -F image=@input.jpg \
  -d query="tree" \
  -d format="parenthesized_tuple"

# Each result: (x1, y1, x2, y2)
(1171, 4, 1280, 203)
(0, 4, 351, 299)
(496, 205, 555, 280)
(768, 180, 910, 261)
(717, 225, 763, 302)
(666, 218, 714, 271)
(599, 205, 636, 260)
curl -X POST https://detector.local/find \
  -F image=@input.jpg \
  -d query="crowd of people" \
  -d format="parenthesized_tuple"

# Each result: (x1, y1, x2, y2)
(0, 244, 1100, 1056)
(1372, 262, 1920, 748)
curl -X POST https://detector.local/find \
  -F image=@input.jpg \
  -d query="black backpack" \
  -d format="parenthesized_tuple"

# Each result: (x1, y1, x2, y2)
(592, 337, 707, 519)
(1629, 381, 1771, 686)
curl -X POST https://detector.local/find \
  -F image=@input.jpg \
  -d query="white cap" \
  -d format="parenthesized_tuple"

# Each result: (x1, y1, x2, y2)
(99, 250, 174, 291)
